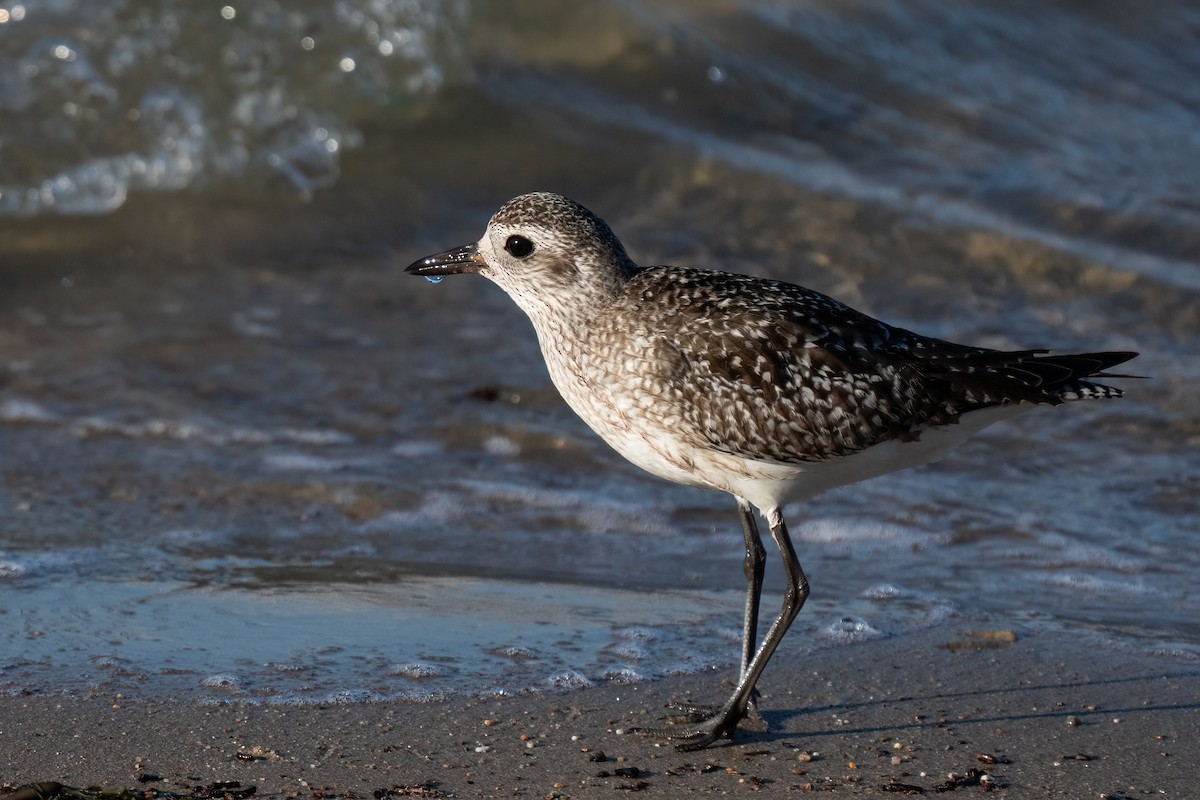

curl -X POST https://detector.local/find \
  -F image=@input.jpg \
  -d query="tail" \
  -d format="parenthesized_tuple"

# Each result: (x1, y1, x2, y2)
(916, 349, 1141, 406)
(1048, 351, 1141, 401)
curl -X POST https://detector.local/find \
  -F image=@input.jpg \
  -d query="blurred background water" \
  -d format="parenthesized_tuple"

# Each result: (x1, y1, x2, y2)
(1, 0, 1197, 702)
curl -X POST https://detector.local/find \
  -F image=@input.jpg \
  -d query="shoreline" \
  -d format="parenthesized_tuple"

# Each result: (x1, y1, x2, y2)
(3, 624, 1194, 798)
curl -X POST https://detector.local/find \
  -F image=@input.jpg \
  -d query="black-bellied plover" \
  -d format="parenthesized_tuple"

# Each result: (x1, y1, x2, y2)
(407, 191, 1137, 750)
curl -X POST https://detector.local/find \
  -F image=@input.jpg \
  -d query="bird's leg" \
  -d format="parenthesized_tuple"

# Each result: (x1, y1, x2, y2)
(662, 499, 767, 725)
(732, 500, 769, 728)
(633, 507, 809, 750)
(738, 499, 767, 681)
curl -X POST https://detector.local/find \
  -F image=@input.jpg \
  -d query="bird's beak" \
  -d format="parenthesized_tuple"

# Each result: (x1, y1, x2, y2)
(405, 243, 485, 277)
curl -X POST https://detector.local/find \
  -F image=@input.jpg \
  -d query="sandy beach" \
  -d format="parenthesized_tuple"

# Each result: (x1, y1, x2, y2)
(3, 623, 1194, 798)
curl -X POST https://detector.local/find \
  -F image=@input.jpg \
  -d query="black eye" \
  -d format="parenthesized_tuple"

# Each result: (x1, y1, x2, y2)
(504, 235, 534, 258)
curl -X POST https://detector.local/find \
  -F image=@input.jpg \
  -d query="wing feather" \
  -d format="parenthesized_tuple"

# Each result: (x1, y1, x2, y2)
(600, 267, 1135, 465)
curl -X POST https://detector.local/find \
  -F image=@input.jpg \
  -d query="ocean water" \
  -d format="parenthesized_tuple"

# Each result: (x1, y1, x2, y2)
(1, 0, 1197, 702)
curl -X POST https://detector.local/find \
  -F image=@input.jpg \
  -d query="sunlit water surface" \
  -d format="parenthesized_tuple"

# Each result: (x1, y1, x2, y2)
(2, 0, 1197, 701)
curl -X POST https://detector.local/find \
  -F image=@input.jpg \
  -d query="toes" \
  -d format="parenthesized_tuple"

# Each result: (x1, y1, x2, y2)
(673, 731, 723, 751)
(625, 726, 721, 750)
(663, 709, 713, 725)
(625, 715, 739, 751)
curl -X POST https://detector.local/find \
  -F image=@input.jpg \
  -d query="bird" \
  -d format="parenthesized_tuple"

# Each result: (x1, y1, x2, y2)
(406, 191, 1138, 750)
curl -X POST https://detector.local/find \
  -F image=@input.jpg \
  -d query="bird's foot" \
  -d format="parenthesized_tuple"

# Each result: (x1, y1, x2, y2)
(660, 691, 766, 731)
(626, 701, 754, 751)
(660, 702, 718, 725)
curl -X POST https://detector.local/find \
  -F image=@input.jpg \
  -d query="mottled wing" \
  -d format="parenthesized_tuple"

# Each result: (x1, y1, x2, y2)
(617, 267, 1134, 465)
(613, 268, 945, 463)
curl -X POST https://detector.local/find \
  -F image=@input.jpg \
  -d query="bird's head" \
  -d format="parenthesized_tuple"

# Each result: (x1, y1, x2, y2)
(406, 192, 639, 320)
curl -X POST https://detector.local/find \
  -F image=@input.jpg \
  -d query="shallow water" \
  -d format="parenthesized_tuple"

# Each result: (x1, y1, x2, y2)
(2, 0, 1198, 701)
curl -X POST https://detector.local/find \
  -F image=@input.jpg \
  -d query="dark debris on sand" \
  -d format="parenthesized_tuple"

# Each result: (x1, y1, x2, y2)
(1, 782, 257, 800)
(1, 783, 449, 800)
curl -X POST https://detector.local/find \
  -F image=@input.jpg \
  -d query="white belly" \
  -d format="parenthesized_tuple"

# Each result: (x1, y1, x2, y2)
(568, 385, 1028, 514)
(538, 332, 1029, 514)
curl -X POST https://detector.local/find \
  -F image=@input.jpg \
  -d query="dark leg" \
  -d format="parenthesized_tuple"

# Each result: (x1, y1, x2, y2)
(738, 499, 767, 678)
(664, 500, 766, 723)
(632, 506, 809, 750)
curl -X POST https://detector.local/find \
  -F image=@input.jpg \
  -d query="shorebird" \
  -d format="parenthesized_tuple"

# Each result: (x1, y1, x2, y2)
(406, 191, 1137, 750)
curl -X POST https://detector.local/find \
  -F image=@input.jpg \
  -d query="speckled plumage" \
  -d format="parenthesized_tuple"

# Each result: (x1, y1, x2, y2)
(603, 266, 1126, 455)
(407, 191, 1137, 750)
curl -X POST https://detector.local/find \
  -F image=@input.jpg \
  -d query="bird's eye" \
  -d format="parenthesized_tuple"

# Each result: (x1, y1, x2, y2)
(504, 235, 534, 258)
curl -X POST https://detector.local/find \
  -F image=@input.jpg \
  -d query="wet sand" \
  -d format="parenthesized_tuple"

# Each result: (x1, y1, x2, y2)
(3, 623, 1194, 798)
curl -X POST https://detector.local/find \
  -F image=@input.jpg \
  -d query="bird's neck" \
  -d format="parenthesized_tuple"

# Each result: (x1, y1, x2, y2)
(507, 264, 637, 336)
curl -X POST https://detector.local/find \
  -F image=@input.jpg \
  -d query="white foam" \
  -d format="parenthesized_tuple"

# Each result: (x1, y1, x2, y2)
(395, 687, 455, 703)
(0, 398, 58, 423)
(821, 616, 885, 642)
(324, 688, 384, 703)
(1046, 573, 1166, 597)
(201, 673, 243, 690)
(231, 309, 280, 338)
(616, 626, 662, 642)
(482, 435, 521, 456)
(603, 666, 647, 684)
(489, 645, 536, 660)
(456, 479, 674, 536)
(58, 413, 351, 447)
(861, 584, 918, 600)
(262, 452, 347, 472)
(798, 518, 949, 549)
(609, 642, 649, 660)
(280, 428, 354, 445)
(391, 440, 445, 458)
(546, 669, 593, 690)
(0, 549, 100, 579)
(1004, 533, 1146, 572)
(391, 662, 451, 679)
